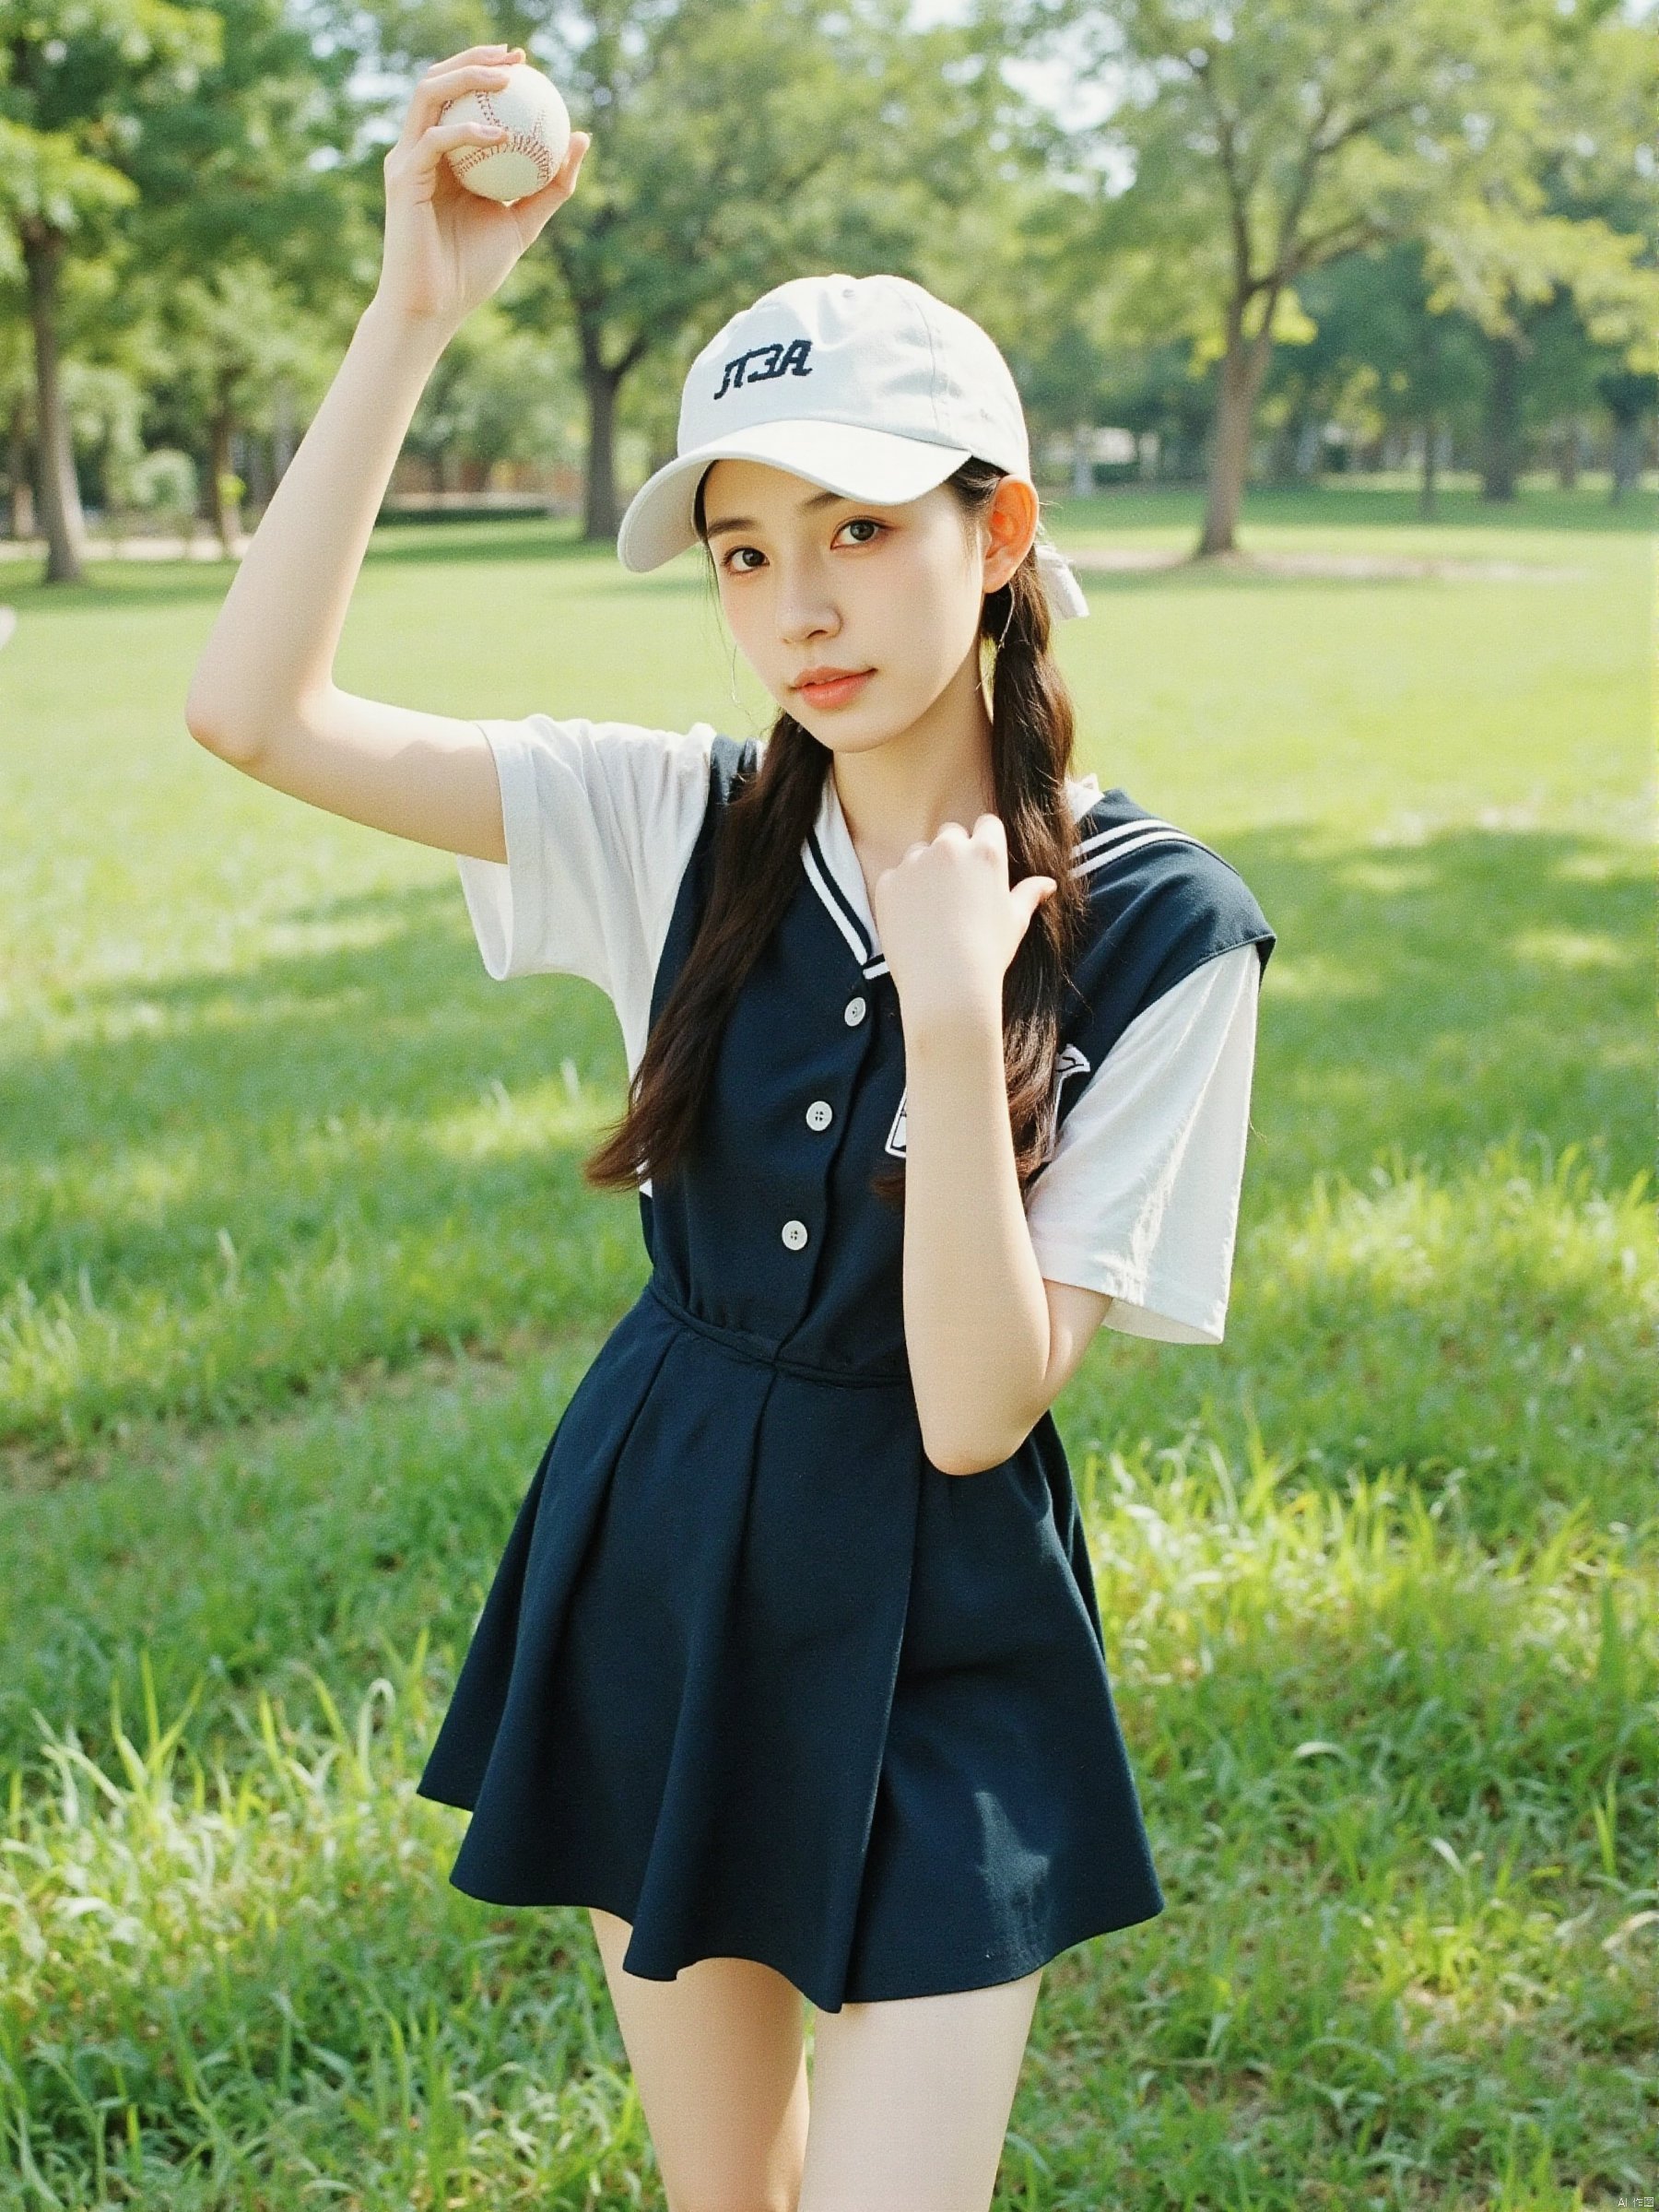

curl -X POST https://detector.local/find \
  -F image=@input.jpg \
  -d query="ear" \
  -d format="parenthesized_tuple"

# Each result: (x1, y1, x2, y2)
(982, 477, 1041, 598)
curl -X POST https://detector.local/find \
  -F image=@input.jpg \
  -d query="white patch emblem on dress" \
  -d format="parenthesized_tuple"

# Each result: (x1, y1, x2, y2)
(1044, 1045, 1092, 1161)
(884, 1043, 1091, 1164)
(885, 1090, 908, 1159)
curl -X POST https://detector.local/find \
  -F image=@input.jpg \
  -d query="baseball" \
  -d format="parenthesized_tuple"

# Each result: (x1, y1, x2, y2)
(441, 61, 571, 204)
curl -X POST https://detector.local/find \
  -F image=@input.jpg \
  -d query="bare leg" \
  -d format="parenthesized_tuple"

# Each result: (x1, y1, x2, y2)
(797, 1967, 1043, 2212)
(587, 1905, 812, 2212)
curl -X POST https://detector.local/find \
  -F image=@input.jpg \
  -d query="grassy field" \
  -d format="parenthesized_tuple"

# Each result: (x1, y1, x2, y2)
(0, 480, 1653, 2208)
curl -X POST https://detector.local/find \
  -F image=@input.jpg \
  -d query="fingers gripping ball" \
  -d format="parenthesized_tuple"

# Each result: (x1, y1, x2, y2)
(442, 62, 571, 203)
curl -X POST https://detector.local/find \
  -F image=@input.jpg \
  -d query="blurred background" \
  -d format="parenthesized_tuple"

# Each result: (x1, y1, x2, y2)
(1, 0, 1654, 2206)
(2, 0, 1656, 567)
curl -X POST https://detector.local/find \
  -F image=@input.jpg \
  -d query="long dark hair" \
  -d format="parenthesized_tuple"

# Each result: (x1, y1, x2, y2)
(583, 455, 1091, 1210)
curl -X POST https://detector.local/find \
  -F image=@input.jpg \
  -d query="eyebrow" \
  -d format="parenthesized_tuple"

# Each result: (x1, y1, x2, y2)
(703, 488, 863, 541)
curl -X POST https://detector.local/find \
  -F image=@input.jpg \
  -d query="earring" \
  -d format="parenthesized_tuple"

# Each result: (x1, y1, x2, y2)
(994, 589, 1015, 653)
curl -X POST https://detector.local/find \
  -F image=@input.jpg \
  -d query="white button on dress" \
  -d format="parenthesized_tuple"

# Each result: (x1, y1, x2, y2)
(781, 1218, 809, 1251)
(843, 995, 867, 1026)
(806, 1100, 833, 1131)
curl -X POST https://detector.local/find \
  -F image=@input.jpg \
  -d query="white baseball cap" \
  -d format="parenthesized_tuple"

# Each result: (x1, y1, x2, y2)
(616, 272, 1089, 622)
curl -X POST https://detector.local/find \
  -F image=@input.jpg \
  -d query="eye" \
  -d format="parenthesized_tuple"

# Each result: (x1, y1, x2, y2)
(718, 517, 888, 574)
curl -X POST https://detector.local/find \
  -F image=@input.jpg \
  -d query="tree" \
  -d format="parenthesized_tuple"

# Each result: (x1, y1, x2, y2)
(0, 265, 37, 535)
(0, 0, 215, 582)
(926, 116, 1152, 471)
(1597, 368, 1656, 501)
(404, 300, 586, 491)
(1263, 243, 1488, 513)
(115, 0, 369, 544)
(1410, 0, 1659, 500)
(141, 264, 331, 551)
(358, 0, 1049, 538)
(1053, 0, 1588, 555)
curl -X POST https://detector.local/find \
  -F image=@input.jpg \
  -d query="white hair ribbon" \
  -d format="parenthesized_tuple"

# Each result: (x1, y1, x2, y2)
(1034, 524, 1089, 621)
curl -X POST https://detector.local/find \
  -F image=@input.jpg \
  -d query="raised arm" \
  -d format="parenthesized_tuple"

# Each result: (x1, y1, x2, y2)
(183, 42, 591, 865)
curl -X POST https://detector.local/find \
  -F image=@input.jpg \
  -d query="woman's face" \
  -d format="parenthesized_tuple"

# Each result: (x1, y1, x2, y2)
(700, 458, 1035, 755)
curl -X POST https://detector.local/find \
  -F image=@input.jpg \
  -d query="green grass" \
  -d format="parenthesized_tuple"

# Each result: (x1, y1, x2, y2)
(0, 482, 1653, 2206)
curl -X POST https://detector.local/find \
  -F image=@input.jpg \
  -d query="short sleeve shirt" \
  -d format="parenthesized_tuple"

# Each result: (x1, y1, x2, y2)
(455, 713, 1265, 1347)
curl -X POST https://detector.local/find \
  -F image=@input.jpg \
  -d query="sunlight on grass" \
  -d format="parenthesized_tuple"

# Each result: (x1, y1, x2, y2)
(1, 1651, 650, 2208)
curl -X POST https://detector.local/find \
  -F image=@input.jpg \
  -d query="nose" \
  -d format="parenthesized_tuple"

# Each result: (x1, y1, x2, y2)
(774, 559, 840, 648)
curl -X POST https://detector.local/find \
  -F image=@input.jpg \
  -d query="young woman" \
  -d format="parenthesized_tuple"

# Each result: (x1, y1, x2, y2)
(186, 43, 1275, 2212)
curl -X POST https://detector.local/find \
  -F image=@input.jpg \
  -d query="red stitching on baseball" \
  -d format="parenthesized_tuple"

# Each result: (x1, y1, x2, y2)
(447, 87, 555, 185)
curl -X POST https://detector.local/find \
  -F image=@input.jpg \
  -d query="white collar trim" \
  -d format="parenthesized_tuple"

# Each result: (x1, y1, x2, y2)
(807, 765, 1102, 967)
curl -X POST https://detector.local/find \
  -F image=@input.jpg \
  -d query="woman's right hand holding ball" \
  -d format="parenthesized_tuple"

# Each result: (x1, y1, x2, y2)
(374, 43, 590, 336)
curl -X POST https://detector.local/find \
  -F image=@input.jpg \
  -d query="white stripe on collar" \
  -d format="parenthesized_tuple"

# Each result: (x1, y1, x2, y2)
(806, 766, 1104, 977)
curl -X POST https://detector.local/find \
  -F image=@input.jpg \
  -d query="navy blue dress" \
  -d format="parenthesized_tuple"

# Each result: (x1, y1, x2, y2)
(416, 735, 1276, 2012)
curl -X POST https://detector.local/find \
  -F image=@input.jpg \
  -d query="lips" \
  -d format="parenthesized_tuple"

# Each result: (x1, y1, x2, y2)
(795, 668, 874, 707)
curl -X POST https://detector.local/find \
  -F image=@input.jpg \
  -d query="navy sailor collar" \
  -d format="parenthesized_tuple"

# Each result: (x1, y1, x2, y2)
(802, 764, 1107, 981)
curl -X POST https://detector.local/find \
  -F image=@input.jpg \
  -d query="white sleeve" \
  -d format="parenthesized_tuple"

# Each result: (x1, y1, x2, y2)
(1024, 943, 1262, 1345)
(455, 713, 718, 1077)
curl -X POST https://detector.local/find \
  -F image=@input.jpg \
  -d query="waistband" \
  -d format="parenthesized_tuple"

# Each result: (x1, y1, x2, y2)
(645, 1277, 912, 1391)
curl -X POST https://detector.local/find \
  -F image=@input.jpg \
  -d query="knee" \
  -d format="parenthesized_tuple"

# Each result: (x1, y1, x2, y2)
(663, 2138, 803, 2212)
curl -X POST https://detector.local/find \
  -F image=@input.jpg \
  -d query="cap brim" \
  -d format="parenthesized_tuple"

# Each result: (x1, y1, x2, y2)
(616, 419, 974, 573)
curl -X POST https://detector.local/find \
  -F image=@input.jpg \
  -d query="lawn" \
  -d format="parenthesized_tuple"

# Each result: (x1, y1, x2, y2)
(0, 480, 1653, 2208)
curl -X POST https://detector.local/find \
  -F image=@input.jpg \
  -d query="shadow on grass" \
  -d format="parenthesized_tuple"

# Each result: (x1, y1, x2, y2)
(1232, 824, 1647, 1183)
(4, 820, 1642, 1179)
(0, 821, 1646, 1458)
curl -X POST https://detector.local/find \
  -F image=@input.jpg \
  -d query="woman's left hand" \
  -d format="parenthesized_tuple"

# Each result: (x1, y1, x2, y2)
(873, 813, 1056, 1039)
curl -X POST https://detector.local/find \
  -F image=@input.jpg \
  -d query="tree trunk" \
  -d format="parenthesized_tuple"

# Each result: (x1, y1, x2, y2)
(1418, 413, 1438, 521)
(6, 406, 35, 539)
(207, 401, 241, 555)
(581, 341, 626, 543)
(1481, 333, 1523, 501)
(1417, 310, 1441, 521)
(1554, 421, 1581, 491)
(1197, 310, 1274, 557)
(1070, 426, 1094, 499)
(246, 430, 273, 513)
(22, 221, 87, 584)
(1608, 417, 1641, 504)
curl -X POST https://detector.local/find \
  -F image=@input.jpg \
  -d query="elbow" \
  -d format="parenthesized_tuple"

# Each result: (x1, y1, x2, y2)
(922, 1425, 1028, 1479)
(922, 1387, 1046, 1475)
(183, 680, 229, 752)
(183, 686, 261, 767)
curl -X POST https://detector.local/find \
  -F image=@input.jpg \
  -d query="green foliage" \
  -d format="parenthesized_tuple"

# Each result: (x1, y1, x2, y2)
(103, 0, 379, 455)
(1070, 0, 1560, 344)
(355, 0, 1055, 507)
(143, 261, 337, 452)
(126, 445, 197, 517)
(0, 0, 220, 242)
(406, 302, 587, 477)
(121, 0, 368, 288)
(1418, 2, 1659, 370)
(8, 0, 1653, 560)
(1262, 245, 1576, 472)
(1034, 0, 1659, 545)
